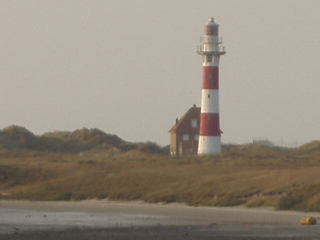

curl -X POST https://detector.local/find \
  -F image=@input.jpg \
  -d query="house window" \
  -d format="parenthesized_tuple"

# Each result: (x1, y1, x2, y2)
(194, 134, 199, 141)
(191, 119, 198, 128)
(182, 134, 189, 141)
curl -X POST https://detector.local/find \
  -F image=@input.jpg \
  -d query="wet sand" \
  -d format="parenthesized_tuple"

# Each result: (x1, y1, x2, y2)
(0, 200, 320, 239)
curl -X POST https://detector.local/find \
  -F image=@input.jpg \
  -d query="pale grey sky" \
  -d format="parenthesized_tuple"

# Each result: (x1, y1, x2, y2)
(1, 0, 320, 146)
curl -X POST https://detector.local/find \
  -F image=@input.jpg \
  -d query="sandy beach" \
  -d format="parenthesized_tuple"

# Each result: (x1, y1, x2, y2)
(1, 200, 320, 239)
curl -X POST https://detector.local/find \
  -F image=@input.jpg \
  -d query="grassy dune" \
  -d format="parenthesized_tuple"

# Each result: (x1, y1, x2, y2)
(1, 142, 320, 211)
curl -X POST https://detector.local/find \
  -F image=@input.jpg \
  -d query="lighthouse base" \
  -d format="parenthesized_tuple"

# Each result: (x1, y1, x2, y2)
(198, 136, 221, 154)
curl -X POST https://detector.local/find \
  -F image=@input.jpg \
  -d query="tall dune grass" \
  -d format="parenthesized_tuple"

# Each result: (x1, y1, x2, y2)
(1, 143, 320, 211)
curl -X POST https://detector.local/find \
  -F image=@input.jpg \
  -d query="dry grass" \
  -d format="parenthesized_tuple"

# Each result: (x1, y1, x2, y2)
(1, 144, 320, 211)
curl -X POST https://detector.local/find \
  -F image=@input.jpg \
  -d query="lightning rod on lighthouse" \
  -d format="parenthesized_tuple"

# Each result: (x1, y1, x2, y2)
(197, 17, 226, 154)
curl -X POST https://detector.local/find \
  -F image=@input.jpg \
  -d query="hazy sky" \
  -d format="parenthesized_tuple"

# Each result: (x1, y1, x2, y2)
(1, 1, 320, 146)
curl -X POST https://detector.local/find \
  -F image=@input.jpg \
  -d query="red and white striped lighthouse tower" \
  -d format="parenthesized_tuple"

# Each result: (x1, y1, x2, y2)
(197, 17, 226, 154)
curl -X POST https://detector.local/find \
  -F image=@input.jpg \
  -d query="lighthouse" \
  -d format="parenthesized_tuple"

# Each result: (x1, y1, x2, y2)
(197, 17, 226, 154)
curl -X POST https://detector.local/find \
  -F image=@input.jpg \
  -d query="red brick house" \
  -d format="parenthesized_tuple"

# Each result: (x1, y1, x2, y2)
(169, 105, 200, 155)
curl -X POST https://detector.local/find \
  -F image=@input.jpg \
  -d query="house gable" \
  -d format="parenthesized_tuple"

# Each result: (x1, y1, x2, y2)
(169, 105, 200, 155)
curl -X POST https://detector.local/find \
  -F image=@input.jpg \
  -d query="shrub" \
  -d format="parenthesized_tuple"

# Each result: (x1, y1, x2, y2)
(278, 194, 303, 210)
(246, 195, 278, 208)
(136, 141, 167, 154)
(55, 192, 73, 201)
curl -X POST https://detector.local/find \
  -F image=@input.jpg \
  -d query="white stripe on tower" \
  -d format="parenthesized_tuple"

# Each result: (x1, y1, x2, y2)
(197, 17, 226, 154)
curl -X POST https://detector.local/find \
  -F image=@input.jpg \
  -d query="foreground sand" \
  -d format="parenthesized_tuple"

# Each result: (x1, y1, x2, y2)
(1, 200, 320, 239)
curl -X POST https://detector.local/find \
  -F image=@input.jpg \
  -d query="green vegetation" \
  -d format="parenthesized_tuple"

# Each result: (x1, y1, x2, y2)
(1, 126, 320, 212)
(0, 125, 168, 154)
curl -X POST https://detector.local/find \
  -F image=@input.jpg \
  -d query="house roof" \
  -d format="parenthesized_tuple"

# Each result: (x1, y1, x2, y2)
(169, 105, 200, 133)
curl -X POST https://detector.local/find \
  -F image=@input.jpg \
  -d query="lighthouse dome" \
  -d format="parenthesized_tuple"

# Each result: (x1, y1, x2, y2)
(205, 18, 219, 36)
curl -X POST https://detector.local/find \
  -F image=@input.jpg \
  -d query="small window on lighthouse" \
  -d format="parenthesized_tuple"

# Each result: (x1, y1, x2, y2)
(207, 55, 212, 62)
(208, 94, 210, 98)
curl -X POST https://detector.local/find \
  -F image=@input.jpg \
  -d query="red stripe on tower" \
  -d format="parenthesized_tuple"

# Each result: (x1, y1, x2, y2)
(203, 66, 219, 89)
(197, 17, 226, 154)
(199, 113, 220, 136)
